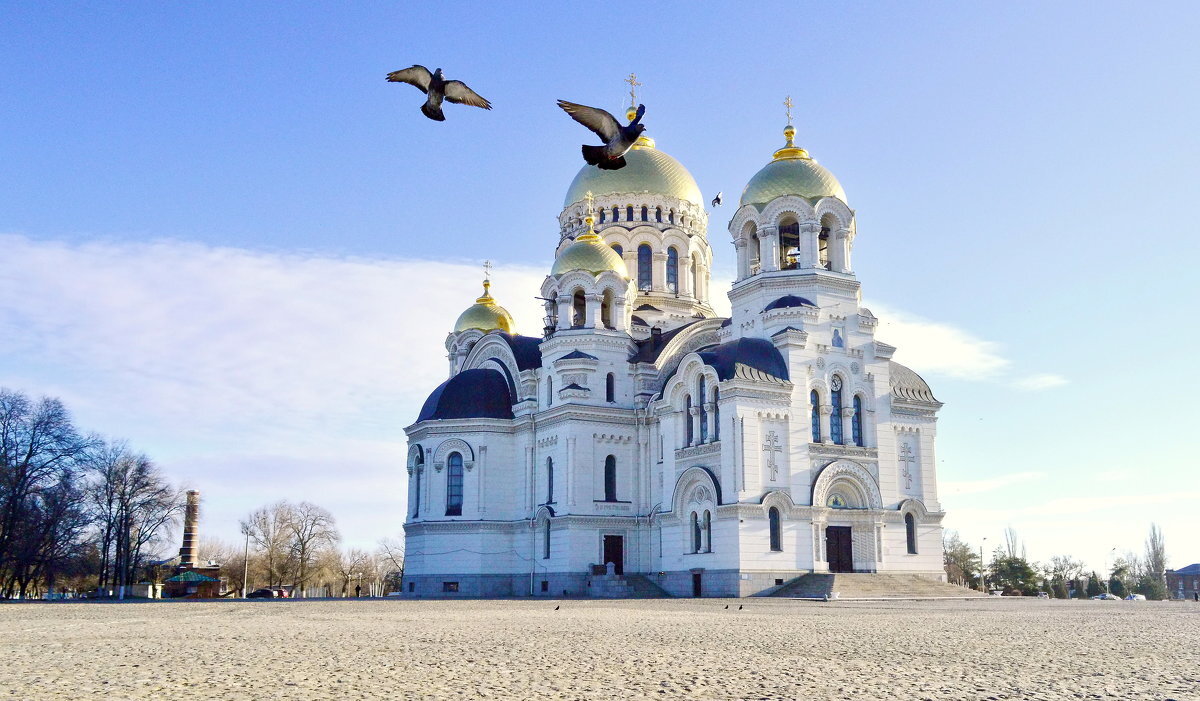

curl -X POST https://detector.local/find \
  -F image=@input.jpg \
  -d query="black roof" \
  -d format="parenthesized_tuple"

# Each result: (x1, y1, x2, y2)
(630, 320, 703, 364)
(417, 369, 514, 422)
(499, 333, 542, 371)
(558, 350, 597, 361)
(697, 337, 789, 382)
(763, 295, 816, 312)
(635, 304, 661, 312)
(561, 383, 587, 391)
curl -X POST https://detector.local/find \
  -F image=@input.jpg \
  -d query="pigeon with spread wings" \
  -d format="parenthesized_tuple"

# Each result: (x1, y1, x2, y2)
(557, 100, 646, 171)
(387, 65, 491, 121)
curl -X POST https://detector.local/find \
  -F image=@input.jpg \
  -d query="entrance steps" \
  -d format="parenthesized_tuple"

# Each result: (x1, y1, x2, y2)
(770, 573, 986, 599)
(588, 573, 672, 598)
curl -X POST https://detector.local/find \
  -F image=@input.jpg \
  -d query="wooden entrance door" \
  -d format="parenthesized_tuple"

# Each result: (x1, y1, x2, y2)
(826, 526, 854, 573)
(692, 572, 702, 597)
(602, 535, 624, 575)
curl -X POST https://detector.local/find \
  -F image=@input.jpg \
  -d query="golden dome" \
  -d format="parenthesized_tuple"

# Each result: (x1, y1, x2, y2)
(551, 232, 629, 277)
(453, 280, 515, 333)
(739, 125, 846, 207)
(563, 139, 703, 209)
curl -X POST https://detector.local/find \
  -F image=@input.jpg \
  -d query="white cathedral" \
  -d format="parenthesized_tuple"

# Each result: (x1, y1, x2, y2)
(401, 105, 947, 598)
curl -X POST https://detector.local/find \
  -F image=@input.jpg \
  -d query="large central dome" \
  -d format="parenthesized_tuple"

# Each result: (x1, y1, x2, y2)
(563, 139, 703, 209)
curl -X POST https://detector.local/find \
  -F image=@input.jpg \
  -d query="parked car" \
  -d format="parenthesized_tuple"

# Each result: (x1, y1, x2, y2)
(1124, 594, 1147, 601)
(1036, 591, 1049, 599)
(247, 588, 276, 598)
(1091, 593, 1120, 600)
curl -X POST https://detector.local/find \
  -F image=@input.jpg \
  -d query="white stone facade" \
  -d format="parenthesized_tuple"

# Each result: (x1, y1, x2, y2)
(403, 131, 946, 598)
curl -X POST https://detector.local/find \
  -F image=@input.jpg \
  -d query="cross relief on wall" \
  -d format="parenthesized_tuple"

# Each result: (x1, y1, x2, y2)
(898, 443, 916, 491)
(763, 430, 783, 480)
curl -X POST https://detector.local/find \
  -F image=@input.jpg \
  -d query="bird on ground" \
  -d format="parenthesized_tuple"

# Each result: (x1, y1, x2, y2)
(386, 65, 491, 121)
(738, 604, 744, 610)
(711, 192, 723, 207)
(724, 605, 729, 610)
(556, 100, 646, 170)
(554, 605, 560, 610)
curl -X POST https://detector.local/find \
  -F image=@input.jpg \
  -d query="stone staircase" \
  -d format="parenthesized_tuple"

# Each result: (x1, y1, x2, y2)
(770, 573, 986, 599)
(588, 573, 673, 598)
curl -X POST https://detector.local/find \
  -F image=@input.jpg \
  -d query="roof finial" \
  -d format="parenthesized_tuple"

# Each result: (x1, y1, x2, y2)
(625, 72, 642, 121)
(480, 260, 493, 300)
(584, 190, 595, 225)
(784, 95, 794, 125)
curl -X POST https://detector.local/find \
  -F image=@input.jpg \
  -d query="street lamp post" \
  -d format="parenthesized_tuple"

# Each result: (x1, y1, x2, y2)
(241, 527, 251, 598)
(980, 537, 988, 593)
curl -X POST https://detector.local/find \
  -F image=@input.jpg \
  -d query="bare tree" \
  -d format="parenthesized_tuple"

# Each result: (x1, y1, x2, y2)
(241, 502, 294, 588)
(1002, 526, 1025, 560)
(377, 537, 405, 593)
(333, 547, 371, 597)
(288, 501, 339, 597)
(1140, 523, 1168, 599)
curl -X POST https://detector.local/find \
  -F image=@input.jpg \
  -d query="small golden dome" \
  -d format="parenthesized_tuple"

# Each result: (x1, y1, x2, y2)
(739, 125, 846, 207)
(453, 280, 515, 333)
(551, 231, 629, 277)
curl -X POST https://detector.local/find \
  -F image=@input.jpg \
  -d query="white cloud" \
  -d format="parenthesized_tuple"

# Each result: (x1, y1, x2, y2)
(940, 471, 1044, 496)
(1013, 373, 1069, 391)
(865, 303, 1009, 380)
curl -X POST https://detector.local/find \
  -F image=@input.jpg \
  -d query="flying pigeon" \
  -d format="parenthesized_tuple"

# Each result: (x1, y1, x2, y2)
(711, 192, 723, 207)
(557, 100, 646, 170)
(386, 65, 491, 121)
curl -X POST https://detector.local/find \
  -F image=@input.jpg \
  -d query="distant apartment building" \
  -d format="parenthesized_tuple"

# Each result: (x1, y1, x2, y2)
(1166, 564, 1200, 600)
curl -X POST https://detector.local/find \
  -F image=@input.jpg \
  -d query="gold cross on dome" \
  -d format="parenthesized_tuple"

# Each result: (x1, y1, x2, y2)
(625, 72, 642, 106)
(483, 259, 492, 282)
(584, 190, 595, 218)
(784, 95, 794, 124)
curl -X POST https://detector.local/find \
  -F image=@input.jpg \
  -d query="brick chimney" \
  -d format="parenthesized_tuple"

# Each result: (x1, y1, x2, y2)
(179, 490, 200, 568)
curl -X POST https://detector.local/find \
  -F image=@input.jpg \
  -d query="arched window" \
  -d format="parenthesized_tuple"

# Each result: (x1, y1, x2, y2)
(612, 206, 620, 222)
(712, 387, 720, 441)
(626, 205, 634, 221)
(698, 376, 708, 443)
(685, 394, 694, 446)
(599, 209, 606, 223)
(572, 289, 586, 327)
(605, 373, 615, 402)
(641, 205, 648, 221)
(601, 289, 613, 329)
(604, 455, 617, 501)
(655, 206, 662, 223)
(703, 510, 712, 553)
(810, 390, 821, 443)
(445, 452, 463, 516)
(905, 513, 917, 554)
(668, 209, 675, 224)
(611, 243, 622, 256)
(769, 507, 782, 551)
(637, 244, 652, 291)
(413, 454, 422, 518)
(778, 220, 800, 269)
(543, 520, 551, 559)
(830, 376, 844, 445)
(666, 247, 679, 292)
(852, 395, 864, 447)
(691, 512, 701, 554)
(546, 377, 553, 407)
(546, 457, 554, 504)
(819, 226, 831, 269)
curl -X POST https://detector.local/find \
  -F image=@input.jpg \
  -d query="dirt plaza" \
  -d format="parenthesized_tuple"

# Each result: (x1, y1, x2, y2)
(1, 597, 1196, 700)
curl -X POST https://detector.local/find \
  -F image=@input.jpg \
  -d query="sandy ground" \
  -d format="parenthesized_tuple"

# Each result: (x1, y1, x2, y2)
(1, 598, 1197, 700)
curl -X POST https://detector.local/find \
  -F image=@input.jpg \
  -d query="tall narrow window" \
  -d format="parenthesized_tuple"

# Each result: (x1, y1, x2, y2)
(769, 507, 782, 551)
(830, 376, 844, 445)
(413, 457, 422, 518)
(637, 244, 652, 291)
(655, 206, 662, 223)
(546, 457, 554, 504)
(641, 205, 648, 221)
(669, 209, 675, 224)
(778, 220, 800, 269)
(601, 290, 613, 329)
(666, 247, 679, 292)
(604, 455, 617, 501)
(905, 513, 917, 554)
(543, 520, 551, 559)
(605, 373, 615, 402)
(698, 376, 708, 443)
(445, 452, 463, 516)
(611, 243, 622, 256)
(685, 395, 694, 446)
(626, 205, 634, 221)
(852, 395, 864, 447)
(599, 209, 606, 223)
(703, 510, 712, 553)
(547, 377, 553, 407)
(712, 387, 720, 440)
(691, 512, 701, 553)
(810, 390, 821, 443)
(572, 289, 586, 327)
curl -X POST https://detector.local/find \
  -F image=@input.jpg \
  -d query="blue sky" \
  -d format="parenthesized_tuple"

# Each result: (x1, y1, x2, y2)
(2, 2, 1197, 571)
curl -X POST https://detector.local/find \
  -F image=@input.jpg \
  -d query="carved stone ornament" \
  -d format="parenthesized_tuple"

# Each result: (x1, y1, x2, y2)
(851, 362, 861, 375)
(689, 485, 714, 505)
(433, 462, 445, 473)
(816, 357, 826, 369)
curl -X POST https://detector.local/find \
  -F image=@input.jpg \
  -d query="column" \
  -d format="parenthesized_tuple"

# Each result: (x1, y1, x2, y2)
(688, 405, 701, 447)
(566, 437, 576, 506)
(476, 446, 487, 514)
(819, 404, 834, 444)
(841, 406, 857, 448)
(679, 255, 693, 297)
(585, 293, 602, 328)
(704, 403, 716, 443)
(652, 251, 667, 292)
(734, 240, 748, 280)
(838, 228, 854, 273)
(613, 298, 627, 331)
(556, 295, 571, 331)
(760, 226, 780, 272)
(801, 222, 822, 269)
(524, 446, 534, 511)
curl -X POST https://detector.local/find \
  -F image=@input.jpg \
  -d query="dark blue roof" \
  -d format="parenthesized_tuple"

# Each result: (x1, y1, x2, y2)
(558, 350, 597, 361)
(697, 338, 789, 382)
(417, 369, 514, 422)
(635, 304, 661, 312)
(763, 295, 816, 312)
(561, 383, 587, 391)
(719, 318, 732, 328)
(499, 334, 542, 371)
(1172, 563, 1200, 575)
